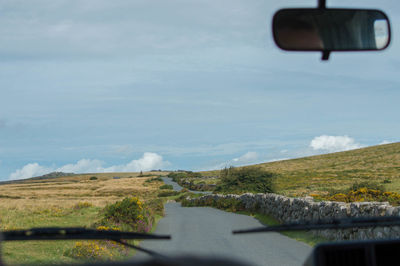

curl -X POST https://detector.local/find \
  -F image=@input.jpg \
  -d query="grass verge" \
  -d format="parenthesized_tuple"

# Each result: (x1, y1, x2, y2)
(238, 211, 327, 246)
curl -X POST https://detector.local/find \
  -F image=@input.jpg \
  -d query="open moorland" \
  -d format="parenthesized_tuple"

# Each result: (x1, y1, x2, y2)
(0, 171, 168, 265)
(1, 142, 399, 264)
(199, 142, 400, 197)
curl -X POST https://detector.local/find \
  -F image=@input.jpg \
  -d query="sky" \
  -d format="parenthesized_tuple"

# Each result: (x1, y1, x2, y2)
(1, 0, 399, 180)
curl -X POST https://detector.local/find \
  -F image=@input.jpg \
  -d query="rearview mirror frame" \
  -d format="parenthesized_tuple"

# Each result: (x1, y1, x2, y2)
(272, 0, 391, 60)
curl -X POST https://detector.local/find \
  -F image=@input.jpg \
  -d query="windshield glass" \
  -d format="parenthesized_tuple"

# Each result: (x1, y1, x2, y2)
(0, 0, 398, 265)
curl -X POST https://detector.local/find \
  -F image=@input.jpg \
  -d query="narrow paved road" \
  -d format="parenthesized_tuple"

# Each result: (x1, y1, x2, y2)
(134, 179, 312, 266)
(161, 176, 211, 194)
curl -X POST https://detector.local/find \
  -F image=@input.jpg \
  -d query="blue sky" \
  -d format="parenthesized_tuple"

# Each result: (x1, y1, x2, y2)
(1, 0, 399, 180)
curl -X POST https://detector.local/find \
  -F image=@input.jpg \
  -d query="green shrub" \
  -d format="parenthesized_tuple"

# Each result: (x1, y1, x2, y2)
(167, 172, 186, 182)
(348, 181, 384, 192)
(144, 177, 162, 183)
(102, 197, 153, 232)
(181, 197, 245, 212)
(103, 197, 143, 224)
(167, 171, 202, 182)
(89, 176, 98, 180)
(167, 171, 206, 192)
(175, 192, 201, 202)
(214, 167, 276, 194)
(100, 197, 164, 233)
(186, 171, 202, 178)
(383, 179, 392, 184)
(160, 184, 173, 190)
(214, 198, 245, 211)
(157, 191, 180, 197)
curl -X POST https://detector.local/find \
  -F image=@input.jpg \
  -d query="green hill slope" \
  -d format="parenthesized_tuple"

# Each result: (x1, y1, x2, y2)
(256, 142, 400, 196)
(203, 142, 400, 197)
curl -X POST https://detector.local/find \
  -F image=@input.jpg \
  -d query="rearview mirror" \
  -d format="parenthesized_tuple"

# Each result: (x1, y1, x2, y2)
(272, 8, 391, 60)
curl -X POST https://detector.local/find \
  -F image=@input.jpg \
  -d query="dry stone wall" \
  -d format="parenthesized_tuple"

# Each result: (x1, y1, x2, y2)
(184, 193, 400, 240)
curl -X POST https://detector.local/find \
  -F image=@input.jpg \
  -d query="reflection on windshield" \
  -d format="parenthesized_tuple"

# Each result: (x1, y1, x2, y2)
(374, 19, 390, 49)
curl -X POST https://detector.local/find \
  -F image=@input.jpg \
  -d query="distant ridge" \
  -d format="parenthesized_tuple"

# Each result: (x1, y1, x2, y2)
(0, 171, 75, 185)
(31, 171, 75, 180)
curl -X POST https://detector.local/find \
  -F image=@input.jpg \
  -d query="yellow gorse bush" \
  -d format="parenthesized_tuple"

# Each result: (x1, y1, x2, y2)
(96, 225, 121, 231)
(74, 202, 93, 210)
(130, 197, 143, 210)
(311, 187, 400, 206)
(327, 193, 348, 202)
(102, 196, 152, 232)
(65, 241, 112, 260)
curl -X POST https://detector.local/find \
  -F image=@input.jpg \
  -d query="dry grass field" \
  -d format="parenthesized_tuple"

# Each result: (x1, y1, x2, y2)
(0, 172, 166, 212)
(0, 171, 167, 265)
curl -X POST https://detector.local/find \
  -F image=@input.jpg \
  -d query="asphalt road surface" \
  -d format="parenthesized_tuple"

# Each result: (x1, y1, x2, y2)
(161, 176, 211, 194)
(134, 185, 312, 266)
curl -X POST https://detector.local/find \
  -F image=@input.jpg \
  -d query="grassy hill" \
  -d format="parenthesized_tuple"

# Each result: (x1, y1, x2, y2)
(203, 142, 400, 197)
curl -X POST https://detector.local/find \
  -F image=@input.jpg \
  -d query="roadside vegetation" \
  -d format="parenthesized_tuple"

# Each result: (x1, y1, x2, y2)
(158, 190, 180, 197)
(63, 196, 165, 261)
(144, 176, 163, 185)
(214, 167, 276, 194)
(310, 181, 400, 206)
(159, 184, 173, 190)
(0, 171, 167, 265)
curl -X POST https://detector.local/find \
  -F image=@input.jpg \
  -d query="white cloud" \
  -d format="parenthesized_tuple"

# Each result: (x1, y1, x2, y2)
(232, 151, 258, 164)
(56, 159, 105, 173)
(8, 152, 169, 180)
(310, 135, 362, 152)
(104, 152, 169, 172)
(9, 163, 53, 180)
(207, 151, 260, 170)
(379, 140, 393, 145)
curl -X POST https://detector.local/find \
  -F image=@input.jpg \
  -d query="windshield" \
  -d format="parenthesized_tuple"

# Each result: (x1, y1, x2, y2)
(0, 0, 399, 265)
